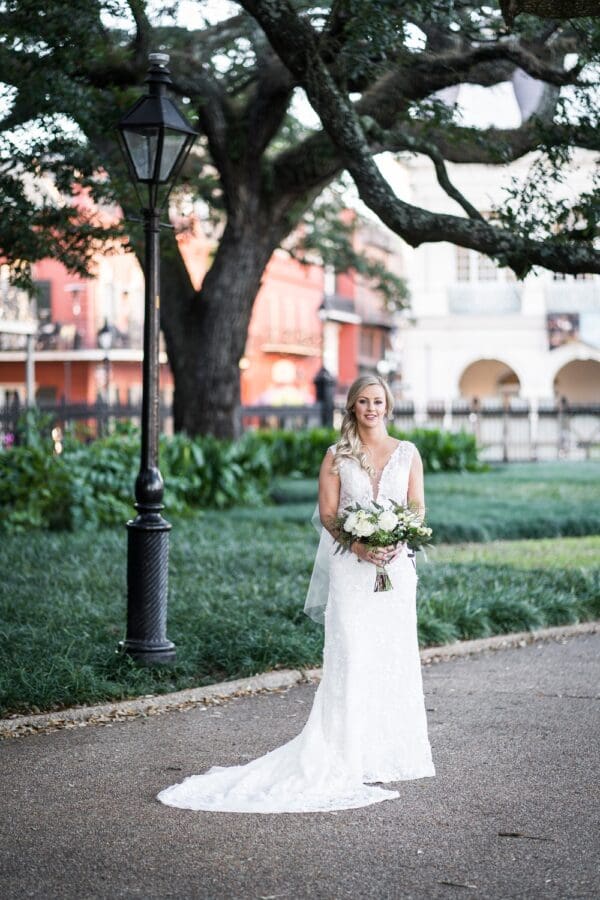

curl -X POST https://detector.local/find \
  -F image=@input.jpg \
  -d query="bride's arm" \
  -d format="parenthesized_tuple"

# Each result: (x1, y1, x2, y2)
(318, 449, 341, 538)
(407, 446, 426, 520)
(318, 451, 372, 561)
(386, 446, 426, 564)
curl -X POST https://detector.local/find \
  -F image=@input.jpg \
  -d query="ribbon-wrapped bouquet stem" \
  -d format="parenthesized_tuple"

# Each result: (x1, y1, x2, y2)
(334, 500, 433, 592)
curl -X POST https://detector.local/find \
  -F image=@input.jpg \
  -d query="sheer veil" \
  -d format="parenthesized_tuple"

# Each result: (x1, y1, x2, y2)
(303, 504, 334, 625)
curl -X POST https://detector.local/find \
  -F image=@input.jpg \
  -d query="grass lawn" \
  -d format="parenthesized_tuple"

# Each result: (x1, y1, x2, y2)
(1, 507, 598, 716)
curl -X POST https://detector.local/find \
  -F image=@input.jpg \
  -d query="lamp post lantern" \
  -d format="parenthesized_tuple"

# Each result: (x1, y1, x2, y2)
(117, 53, 198, 664)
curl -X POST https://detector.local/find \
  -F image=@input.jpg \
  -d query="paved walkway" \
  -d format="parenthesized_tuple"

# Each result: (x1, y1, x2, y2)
(1, 632, 598, 899)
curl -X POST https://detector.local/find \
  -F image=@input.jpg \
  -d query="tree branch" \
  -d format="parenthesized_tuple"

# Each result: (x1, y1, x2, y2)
(356, 42, 581, 130)
(243, 52, 295, 157)
(270, 79, 584, 204)
(366, 122, 485, 221)
(404, 116, 600, 164)
(501, 0, 600, 25)
(241, 0, 600, 276)
(166, 63, 237, 197)
(125, 0, 151, 64)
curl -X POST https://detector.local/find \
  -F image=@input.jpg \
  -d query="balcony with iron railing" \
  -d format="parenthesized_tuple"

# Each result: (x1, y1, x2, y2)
(1, 273, 144, 353)
(256, 324, 322, 357)
(0, 273, 38, 348)
(33, 320, 142, 352)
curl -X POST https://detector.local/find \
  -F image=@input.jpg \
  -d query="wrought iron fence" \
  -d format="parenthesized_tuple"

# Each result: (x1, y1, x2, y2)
(1, 396, 599, 462)
(0, 397, 167, 444)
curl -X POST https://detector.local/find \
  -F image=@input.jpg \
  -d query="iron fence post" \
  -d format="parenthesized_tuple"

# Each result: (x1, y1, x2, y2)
(313, 367, 335, 427)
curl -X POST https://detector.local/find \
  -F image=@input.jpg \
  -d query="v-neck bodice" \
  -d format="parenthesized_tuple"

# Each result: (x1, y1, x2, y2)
(332, 440, 415, 512)
(366, 442, 402, 503)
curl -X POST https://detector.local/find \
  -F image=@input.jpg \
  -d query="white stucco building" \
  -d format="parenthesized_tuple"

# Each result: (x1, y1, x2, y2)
(374, 70, 600, 415)
(396, 149, 600, 412)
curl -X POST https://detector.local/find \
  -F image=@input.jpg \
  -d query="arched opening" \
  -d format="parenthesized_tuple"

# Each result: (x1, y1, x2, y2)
(553, 359, 600, 404)
(458, 359, 521, 401)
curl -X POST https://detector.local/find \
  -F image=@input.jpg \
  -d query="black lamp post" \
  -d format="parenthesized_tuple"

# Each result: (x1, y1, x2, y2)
(97, 318, 113, 402)
(117, 52, 198, 664)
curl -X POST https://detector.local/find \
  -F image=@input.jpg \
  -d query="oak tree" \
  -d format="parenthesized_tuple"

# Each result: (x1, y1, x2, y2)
(1, 2, 598, 436)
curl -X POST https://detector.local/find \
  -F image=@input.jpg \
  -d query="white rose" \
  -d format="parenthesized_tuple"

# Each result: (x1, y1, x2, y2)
(354, 519, 376, 537)
(377, 510, 398, 532)
(343, 512, 358, 533)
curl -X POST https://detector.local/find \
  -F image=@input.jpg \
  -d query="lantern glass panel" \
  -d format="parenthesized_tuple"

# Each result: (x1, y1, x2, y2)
(159, 132, 189, 182)
(123, 127, 159, 181)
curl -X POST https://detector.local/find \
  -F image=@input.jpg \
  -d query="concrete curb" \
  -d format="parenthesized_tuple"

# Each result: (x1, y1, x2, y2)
(2, 620, 598, 740)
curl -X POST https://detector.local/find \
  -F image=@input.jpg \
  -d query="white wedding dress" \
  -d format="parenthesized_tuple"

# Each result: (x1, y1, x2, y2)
(157, 440, 435, 813)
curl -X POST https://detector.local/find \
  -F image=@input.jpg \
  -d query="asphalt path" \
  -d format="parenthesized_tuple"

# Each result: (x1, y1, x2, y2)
(1, 632, 598, 900)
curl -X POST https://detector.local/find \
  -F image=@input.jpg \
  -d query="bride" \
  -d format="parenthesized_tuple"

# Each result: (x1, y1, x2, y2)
(158, 375, 435, 813)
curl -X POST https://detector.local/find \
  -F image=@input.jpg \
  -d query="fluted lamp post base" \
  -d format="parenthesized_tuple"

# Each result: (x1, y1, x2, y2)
(120, 512, 175, 664)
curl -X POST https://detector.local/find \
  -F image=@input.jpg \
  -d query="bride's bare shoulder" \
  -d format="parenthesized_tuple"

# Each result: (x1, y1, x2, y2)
(320, 443, 340, 476)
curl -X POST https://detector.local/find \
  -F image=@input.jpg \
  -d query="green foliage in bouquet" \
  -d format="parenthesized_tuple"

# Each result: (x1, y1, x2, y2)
(334, 499, 433, 591)
(334, 500, 432, 555)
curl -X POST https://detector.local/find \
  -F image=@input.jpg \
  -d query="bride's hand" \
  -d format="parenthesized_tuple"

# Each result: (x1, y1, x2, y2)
(384, 541, 406, 564)
(353, 543, 389, 565)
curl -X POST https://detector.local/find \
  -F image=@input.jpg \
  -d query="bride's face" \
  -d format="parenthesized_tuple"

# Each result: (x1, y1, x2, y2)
(353, 385, 388, 431)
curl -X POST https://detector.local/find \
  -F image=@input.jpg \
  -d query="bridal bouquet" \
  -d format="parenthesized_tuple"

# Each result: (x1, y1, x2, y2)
(334, 500, 433, 592)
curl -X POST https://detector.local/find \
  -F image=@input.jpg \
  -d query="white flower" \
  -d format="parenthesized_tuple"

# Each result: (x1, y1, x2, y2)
(354, 519, 376, 537)
(343, 512, 358, 533)
(377, 510, 398, 532)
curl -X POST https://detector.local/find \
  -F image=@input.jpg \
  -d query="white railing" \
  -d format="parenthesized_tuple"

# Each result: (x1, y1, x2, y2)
(390, 400, 600, 462)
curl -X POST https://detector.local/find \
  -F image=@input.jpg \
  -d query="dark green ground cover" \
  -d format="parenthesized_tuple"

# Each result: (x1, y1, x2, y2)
(1, 493, 598, 716)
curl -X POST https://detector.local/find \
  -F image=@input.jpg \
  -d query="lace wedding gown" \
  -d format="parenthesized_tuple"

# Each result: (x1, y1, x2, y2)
(157, 440, 435, 813)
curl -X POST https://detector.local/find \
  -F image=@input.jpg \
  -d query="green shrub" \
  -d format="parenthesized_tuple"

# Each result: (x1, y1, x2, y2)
(240, 427, 337, 477)
(396, 427, 483, 473)
(161, 432, 272, 509)
(0, 424, 272, 532)
(0, 420, 482, 532)
(243, 425, 483, 477)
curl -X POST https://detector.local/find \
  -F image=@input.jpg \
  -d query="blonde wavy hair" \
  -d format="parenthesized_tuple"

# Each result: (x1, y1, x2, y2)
(333, 375, 395, 476)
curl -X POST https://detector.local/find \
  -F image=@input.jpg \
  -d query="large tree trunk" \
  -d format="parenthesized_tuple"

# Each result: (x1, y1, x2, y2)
(160, 218, 282, 439)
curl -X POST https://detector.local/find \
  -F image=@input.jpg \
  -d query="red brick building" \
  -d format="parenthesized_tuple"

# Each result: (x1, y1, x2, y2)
(0, 217, 401, 417)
